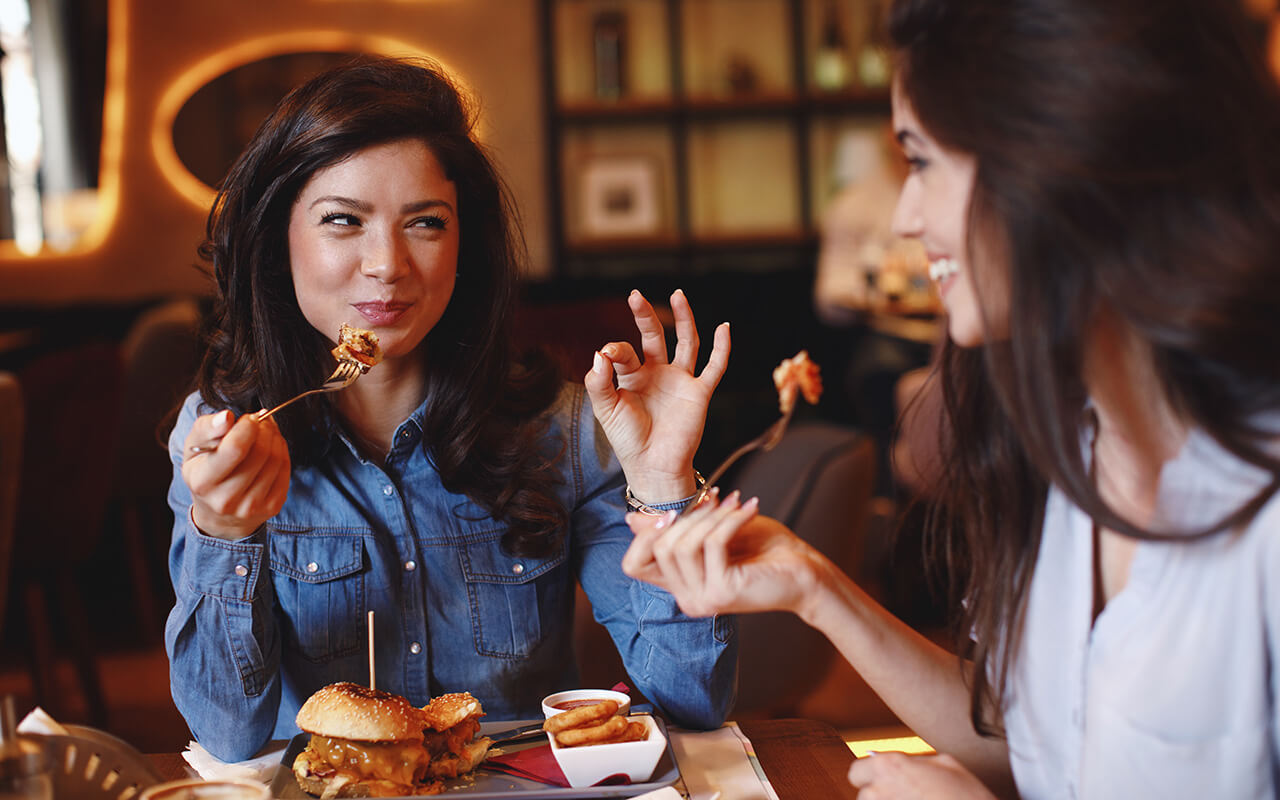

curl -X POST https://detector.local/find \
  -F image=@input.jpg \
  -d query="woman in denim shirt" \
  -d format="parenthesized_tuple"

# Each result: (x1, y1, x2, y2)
(165, 56, 736, 762)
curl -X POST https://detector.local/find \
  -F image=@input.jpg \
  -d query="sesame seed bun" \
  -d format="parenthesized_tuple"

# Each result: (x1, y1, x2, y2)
(420, 692, 483, 732)
(295, 682, 426, 742)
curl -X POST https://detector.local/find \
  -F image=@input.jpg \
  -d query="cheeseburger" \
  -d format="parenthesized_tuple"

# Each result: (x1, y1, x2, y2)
(292, 682, 489, 798)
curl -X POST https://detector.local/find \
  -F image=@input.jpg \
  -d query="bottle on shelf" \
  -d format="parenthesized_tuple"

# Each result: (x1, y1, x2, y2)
(592, 9, 628, 101)
(814, 0, 850, 91)
(857, 0, 891, 89)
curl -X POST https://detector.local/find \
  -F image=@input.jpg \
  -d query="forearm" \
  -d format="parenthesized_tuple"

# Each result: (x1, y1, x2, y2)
(799, 558, 1012, 786)
(166, 512, 283, 760)
(617, 584, 737, 729)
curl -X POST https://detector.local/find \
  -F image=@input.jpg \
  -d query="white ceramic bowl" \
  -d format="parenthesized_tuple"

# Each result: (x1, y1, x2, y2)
(540, 688, 631, 720)
(547, 714, 666, 788)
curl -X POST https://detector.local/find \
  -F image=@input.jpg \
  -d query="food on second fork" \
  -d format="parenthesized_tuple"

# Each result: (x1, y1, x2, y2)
(543, 699, 649, 747)
(772, 350, 823, 414)
(332, 323, 384, 372)
(292, 682, 489, 797)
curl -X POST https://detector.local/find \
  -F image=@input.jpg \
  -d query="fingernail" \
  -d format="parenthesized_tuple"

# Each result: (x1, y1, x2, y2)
(593, 351, 604, 373)
(726, 489, 741, 504)
(655, 510, 677, 529)
(212, 410, 232, 431)
(744, 496, 760, 511)
(630, 289, 640, 298)
(709, 486, 720, 500)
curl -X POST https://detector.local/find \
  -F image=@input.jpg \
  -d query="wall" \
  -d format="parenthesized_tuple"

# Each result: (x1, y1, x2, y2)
(0, 0, 548, 306)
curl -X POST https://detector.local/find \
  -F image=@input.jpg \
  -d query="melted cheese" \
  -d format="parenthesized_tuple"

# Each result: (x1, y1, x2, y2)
(309, 735, 429, 786)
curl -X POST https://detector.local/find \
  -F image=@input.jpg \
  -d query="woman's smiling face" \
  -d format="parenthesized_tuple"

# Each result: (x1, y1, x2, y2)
(890, 85, 1006, 347)
(287, 138, 460, 361)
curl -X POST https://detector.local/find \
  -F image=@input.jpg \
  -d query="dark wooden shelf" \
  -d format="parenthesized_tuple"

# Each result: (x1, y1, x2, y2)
(564, 230, 817, 257)
(557, 89, 889, 124)
(541, 0, 892, 278)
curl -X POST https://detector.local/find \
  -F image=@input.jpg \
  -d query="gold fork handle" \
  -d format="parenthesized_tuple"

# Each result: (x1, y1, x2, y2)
(680, 409, 792, 516)
(255, 387, 328, 420)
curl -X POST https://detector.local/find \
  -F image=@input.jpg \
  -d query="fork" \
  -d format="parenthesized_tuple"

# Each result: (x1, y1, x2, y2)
(254, 359, 364, 420)
(188, 360, 364, 455)
(680, 404, 795, 516)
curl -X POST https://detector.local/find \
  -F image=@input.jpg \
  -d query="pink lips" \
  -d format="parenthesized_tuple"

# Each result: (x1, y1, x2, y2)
(352, 301, 411, 326)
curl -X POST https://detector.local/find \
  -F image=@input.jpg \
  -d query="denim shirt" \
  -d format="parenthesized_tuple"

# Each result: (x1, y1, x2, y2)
(165, 384, 737, 762)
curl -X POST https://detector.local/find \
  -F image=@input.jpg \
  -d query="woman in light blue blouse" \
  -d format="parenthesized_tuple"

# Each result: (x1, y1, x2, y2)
(607, 0, 1280, 797)
(165, 56, 735, 762)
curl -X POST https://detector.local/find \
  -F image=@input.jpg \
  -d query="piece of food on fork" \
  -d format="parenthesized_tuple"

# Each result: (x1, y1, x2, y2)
(772, 350, 823, 414)
(331, 323, 383, 373)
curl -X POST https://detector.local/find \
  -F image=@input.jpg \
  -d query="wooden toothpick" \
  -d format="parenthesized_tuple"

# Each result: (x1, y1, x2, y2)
(368, 610, 376, 690)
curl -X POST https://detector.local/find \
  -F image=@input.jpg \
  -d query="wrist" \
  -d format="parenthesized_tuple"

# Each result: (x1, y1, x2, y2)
(794, 552, 849, 629)
(626, 470, 705, 516)
(191, 504, 259, 542)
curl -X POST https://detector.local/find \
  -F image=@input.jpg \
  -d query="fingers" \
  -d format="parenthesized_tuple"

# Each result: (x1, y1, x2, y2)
(703, 494, 758, 578)
(184, 409, 234, 460)
(184, 412, 290, 537)
(697, 321, 732, 389)
(584, 349, 620, 419)
(669, 289, 701, 372)
(621, 510, 676, 587)
(624, 490, 759, 616)
(627, 290, 669, 366)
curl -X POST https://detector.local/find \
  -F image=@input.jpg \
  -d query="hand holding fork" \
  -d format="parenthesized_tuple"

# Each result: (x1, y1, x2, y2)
(188, 359, 364, 456)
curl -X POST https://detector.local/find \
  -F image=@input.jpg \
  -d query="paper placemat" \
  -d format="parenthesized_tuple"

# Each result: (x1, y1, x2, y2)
(668, 722, 780, 800)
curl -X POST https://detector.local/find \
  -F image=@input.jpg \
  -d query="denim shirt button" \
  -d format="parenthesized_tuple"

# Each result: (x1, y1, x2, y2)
(409, 642, 422, 654)
(382, 484, 395, 496)
(404, 560, 416, 572)
(511, 563, 524, 575)
(306, 562, 319, 574)
(234, 564, 248, 577)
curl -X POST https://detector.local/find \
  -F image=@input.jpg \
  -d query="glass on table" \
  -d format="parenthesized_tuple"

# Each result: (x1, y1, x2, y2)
(139, 779, 272, 800)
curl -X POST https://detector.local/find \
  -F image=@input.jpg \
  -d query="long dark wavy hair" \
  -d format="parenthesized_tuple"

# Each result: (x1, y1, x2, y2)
(195, 55, 567, 557)
(888, 0, 1280, 735)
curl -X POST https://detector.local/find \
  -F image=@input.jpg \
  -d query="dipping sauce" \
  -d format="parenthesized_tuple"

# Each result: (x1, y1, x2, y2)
(552, 698, 609, 710)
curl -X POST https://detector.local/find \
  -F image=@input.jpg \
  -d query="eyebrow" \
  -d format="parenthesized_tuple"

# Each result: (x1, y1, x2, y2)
(308, 195, 456, 215)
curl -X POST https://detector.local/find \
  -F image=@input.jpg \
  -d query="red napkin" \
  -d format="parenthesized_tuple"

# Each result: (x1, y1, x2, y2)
(483, 742, 630, 787)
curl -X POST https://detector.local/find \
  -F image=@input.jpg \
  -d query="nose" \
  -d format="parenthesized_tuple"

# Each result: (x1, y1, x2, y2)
(361, 228, 410, 282)
(890, 180, 923, 240)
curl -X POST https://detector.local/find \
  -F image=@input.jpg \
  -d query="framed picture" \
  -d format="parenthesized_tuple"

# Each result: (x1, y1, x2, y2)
(579, 156, 661, 237)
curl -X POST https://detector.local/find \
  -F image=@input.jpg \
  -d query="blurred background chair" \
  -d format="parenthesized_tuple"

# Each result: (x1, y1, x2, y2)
(0, 373, 23, 647)
(720, 421, 877, 718)
(112, 298, 202, 640)
(11, 340, 123, 727)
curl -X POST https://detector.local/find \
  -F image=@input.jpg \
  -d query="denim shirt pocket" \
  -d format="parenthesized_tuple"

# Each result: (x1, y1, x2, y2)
(457, 530, 567, 660)
(269, 528, 366, 664)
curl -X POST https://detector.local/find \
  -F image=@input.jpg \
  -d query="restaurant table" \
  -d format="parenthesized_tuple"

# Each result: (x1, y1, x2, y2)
(146, 717, 858, 799)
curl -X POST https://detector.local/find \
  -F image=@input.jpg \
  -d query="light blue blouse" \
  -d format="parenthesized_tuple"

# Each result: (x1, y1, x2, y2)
(1005, 425, 1280, 799)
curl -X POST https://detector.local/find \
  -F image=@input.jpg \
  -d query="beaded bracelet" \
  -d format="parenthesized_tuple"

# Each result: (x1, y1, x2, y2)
(625, 470, 707, 516)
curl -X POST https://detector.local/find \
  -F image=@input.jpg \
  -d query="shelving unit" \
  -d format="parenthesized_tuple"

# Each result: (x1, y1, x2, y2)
(539, 0, 893, 278)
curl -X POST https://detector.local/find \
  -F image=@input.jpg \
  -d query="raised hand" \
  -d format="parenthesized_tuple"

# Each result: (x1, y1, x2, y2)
(620, 492, 828, 620)
(182, 409, 290, 540)
(584, 289, 730, 504)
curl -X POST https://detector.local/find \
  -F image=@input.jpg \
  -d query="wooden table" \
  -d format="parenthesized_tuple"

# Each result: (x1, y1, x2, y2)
(148, 718, 857, 798)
